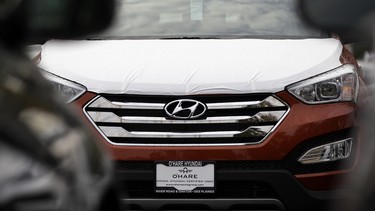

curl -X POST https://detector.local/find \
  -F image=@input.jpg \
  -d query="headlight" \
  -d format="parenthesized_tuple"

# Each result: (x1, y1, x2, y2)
(287, 64, 359, 104)
(40, 70, 86, 103)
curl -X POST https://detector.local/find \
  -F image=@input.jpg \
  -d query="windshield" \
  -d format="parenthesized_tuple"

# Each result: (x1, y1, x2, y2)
(97, 0, 323, 39)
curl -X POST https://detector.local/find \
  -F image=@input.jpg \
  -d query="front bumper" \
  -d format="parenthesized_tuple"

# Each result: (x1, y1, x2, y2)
(73, 91, 360, 210)
(118, 169, 350, 211)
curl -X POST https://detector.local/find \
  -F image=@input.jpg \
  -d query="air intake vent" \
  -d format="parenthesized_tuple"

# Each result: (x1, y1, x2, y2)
(84, 94, 289, 146)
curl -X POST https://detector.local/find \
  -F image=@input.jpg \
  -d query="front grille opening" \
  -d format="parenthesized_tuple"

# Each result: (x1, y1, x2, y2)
(218, 181, 277, 198)
(161, 204, 210, 211)
(84, 94, 289, 145)
(124, 201, 284, 211)
(229, 204, 282, 211)
(124, 204, 143, 211)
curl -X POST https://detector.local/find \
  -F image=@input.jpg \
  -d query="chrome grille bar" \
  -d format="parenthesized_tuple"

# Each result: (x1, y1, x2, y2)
(89, 97, 165, 110)
(87, 111, 285, 124)
(99, 125, 273, 138)
(206, 96, 285, 109)
(88, 96, 285, 110)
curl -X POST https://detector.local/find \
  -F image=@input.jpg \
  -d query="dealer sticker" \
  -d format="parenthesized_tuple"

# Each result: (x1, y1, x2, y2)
(155, 161, 215, 194)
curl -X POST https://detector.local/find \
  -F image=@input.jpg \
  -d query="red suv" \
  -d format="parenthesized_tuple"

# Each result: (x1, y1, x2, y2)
(36, 0, 367, 210)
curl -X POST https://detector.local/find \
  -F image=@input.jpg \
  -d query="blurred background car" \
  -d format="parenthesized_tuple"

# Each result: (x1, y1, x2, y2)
(0, 0, 121, 211)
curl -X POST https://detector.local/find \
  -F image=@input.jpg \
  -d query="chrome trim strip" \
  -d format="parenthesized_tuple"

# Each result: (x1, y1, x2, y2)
(88, 96, 286, 110)
(298, 138, 353, 164)
(83, 95, 291, 146)
(99, 125, 273, 138)
(206, 96, 285, 109)
(86, 110, 286, 124)
(88, 97, 165, 110)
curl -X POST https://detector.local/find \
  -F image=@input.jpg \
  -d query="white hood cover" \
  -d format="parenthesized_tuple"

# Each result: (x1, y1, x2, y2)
(39, 39, 343, 95)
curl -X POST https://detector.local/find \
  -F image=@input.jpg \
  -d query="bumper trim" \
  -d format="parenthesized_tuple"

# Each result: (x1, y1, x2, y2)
(122, 198, 286, 211)
(118, 170, 350, 211)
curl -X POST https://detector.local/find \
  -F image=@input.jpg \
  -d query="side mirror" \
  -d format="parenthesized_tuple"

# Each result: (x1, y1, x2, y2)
(299, 0, 375, 43)
(26, 0, 115, 41)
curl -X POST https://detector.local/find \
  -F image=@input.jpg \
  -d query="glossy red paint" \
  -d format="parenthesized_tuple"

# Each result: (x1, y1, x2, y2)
(340, 45, 359, 67)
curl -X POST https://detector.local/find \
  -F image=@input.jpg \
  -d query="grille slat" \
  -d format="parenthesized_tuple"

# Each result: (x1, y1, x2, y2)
(99, 125, 273, 138)
(88, 95, 284, 110)
(84, 94, 289, 145)
(87, 111, 285, 124)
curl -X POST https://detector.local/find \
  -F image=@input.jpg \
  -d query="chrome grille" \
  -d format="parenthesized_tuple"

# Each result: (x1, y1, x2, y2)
(84, 94, 289, 146)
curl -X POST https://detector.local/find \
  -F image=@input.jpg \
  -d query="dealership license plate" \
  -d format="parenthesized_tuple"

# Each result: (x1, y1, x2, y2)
(155, 161, 215, 194)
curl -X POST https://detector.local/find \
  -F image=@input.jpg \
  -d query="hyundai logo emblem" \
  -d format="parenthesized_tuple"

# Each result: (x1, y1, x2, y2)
(164, 99, 207, 119)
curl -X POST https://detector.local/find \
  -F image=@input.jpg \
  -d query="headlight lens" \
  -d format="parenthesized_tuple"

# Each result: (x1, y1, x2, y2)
(41, 70, 86, 103)
(287, 64, 358, 104)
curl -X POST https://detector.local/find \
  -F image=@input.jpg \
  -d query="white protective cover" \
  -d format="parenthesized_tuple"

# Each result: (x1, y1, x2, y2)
(39, 39, 343, 95)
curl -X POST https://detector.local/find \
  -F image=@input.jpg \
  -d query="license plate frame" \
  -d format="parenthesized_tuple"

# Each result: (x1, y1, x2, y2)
(155, 161, 215, 194)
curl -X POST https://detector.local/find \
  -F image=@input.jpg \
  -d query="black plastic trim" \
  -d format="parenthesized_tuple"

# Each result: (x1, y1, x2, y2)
(118, 170, 349, 211)
(122, 198, 286, 211)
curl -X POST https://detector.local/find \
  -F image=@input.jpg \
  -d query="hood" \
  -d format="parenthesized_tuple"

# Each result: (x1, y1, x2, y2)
(39, 38, 343, 95)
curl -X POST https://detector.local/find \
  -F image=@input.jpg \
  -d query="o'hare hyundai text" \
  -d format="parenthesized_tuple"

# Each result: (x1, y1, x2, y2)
(37, 0, 367, 210)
